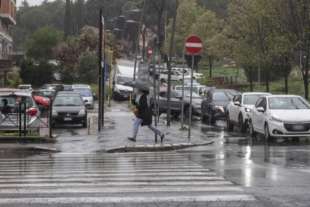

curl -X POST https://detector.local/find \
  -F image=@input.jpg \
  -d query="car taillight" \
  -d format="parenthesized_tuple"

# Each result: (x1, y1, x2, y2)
(27, 108, 38, 117)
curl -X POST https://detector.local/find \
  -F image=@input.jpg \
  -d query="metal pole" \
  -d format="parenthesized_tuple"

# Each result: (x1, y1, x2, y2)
(153, 64, 158, 143)
(181, 56, 185, 129)
(102, 17, 106, 127)
(49, 100, 53, 138)
(133, 0, 146, 81)
(98, 9, 103, 132)
(18, 103, 22, 138)
(188, 55, 194, 140)
(23, 103, 26, 137)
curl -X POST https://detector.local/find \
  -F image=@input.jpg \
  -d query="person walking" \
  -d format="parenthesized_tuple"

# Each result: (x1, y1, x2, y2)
(128, 89, 165, 143)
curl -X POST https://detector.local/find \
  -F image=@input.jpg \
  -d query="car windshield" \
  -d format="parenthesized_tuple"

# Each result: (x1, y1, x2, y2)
(117, 76, 133, 85)
(244, 94, 265, 105)
(213, 92, 230, 101)
(74, 89, 92, 97)
(53, 96, 83, 106)
(34, 91, 55, 97)
(269, 97, 310, 110)
(0, 96, 34, 109)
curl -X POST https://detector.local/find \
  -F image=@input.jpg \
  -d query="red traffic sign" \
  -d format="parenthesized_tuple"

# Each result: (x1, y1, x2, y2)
(185, 35, 203, 55)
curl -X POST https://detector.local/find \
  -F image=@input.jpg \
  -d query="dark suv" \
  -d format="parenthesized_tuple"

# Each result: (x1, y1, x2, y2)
(201, 89, 239, 124)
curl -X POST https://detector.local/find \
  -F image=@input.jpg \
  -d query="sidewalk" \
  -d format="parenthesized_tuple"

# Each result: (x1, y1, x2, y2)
(98, 102, 214, 152)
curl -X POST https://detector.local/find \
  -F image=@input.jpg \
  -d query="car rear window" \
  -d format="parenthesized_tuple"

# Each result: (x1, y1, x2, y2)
(53, 96, 83, 106)
(0, 96, 34, 108)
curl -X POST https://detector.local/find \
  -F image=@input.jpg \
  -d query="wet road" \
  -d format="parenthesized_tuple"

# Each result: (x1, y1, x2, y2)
(1, 102, 310, 206)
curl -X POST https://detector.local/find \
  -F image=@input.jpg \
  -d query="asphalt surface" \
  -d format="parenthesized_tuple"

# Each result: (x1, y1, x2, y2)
(0, 102, 310, 206)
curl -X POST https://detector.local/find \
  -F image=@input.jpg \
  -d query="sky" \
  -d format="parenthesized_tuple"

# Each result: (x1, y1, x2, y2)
(17, 0, 54, 7)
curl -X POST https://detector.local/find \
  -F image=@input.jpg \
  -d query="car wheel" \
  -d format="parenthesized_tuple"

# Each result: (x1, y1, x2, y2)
(249, 120, 256, 138)
(202, 114, 208, 123)
(239, 114, 246, 133)
(264, 123, 272, 143)
(82, 117, 87, 128)
(226, 114, 234, 132)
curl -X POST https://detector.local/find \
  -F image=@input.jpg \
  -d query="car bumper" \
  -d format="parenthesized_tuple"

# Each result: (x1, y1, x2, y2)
(85, 102, 94, 109)
(52, 115, 86, 123)
(269, 121, 310, 137)
(113, 91, 132, 100)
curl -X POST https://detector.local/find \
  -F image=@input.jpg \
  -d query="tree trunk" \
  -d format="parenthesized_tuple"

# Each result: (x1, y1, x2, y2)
(303, 74, 309, 100)
(166, 0, 178, 127)
(208, 56, 213, 78)
(265, 70, 270, 92)
(249, 69, 253, 92)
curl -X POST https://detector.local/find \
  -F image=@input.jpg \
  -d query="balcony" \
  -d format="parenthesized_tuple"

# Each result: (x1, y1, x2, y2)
(0, 13, 16, 25)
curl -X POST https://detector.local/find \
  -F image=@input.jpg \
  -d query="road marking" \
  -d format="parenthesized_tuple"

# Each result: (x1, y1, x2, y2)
(0, 181, 233, 188)
(0, 195, 256, 204)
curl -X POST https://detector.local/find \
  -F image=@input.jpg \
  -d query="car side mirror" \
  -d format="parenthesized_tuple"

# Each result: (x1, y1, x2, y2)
(234, 101, 241, 107)
(257, 107, 265, 113)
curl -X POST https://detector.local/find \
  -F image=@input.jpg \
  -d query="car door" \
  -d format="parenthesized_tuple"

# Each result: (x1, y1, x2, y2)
(230, 95, 242, 122)
(253, 97, 267, 132)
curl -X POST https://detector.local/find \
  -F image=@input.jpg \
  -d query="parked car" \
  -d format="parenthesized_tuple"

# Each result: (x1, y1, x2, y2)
(63, 85, 73, 91)
(52, 91, 87, 128)
(174, 85, 210, 96)
(42, 84, 64, 93)
(0, 89, 40, 131)
(33, 89, 56, 100)
(201, 89, 240, 124)
(18, 84, 33, 92)
(226, 92, 271, 132)
(155, 90, 202, 118)
(72, 84, 94, 109)
(249, 95, 310, 140)
(113, 75, 133, 101)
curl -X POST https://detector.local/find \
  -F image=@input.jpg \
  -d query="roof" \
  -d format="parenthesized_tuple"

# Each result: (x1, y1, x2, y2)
(0, 88, 32, 96)
(266, 95, 302, 98)
(56, 91, 81, 96)
(242, 92, 272, 96)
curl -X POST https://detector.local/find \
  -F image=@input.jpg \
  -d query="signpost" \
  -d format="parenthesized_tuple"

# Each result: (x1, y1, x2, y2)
(185, 35, 203, 140)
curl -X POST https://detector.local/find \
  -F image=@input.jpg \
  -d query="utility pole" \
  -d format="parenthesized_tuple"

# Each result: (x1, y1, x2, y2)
(133, 0, 146, 81)
(98, 9, 103, 132)
(166, 0, 178, 127)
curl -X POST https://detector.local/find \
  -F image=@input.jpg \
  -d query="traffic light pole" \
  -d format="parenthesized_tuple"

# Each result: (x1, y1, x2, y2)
(98, 9, 103, 132)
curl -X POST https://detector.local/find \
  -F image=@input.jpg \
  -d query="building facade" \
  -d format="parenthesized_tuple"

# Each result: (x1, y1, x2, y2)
(0, 0, 16, 86)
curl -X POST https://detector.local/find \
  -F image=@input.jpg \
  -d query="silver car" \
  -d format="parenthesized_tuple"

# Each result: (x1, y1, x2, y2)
(0, 89, 40, 131)
(72, 85, 94, 109)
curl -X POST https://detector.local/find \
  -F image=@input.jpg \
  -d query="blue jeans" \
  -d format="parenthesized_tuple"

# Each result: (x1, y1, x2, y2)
(133, 118, 162, 139)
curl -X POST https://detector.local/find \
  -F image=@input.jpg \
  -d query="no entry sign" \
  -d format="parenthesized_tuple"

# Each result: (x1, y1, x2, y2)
(185, 35, 203, 55)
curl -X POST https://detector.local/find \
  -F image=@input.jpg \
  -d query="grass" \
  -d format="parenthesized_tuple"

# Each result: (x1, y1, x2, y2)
(199, 66, 309, 98)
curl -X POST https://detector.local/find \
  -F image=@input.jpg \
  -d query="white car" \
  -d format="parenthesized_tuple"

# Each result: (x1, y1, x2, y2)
(226, 92, 271, 132)
(72, 84, 94, 109)
(249, 95, 310, 140)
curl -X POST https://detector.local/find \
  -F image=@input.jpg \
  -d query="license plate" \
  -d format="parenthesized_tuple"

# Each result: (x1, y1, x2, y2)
(292, 125, 305, 131)
(64, 117, 72, 121)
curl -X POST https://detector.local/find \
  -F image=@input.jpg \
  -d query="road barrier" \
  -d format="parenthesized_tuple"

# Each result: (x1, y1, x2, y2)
(0, 102, 53, 139)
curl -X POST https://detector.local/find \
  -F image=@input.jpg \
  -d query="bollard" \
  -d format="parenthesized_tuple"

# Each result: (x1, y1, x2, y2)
(87, 117, 91, 135)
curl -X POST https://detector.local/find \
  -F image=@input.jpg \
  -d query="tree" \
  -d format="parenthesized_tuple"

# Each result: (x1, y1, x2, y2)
(192, 10, 222, 77)
(26, 27, 63, 62)
(64, 0, 73, 38)
(77, 52, 98, 83)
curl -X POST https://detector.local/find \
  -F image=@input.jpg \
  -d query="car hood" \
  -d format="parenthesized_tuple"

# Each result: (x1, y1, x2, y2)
(53, 106, 84, 112)
(270, 110, 310, 122)
(213, 101, 230, 107)
(115, 84, 133, 92)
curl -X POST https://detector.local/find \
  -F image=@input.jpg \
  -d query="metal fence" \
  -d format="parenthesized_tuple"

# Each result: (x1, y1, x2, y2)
(0, 102, 52, 138)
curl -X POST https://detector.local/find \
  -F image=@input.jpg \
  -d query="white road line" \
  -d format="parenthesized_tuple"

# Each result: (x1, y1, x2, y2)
(0, 181, 233, 188)
(0, 186, 244, 194)
(0, 195, 256, 204)
(0, 172, 217, 179)
(0, 176, 225, 183)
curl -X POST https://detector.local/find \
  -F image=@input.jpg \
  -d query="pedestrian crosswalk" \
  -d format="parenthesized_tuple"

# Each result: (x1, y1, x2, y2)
(0, 152, 258, 206)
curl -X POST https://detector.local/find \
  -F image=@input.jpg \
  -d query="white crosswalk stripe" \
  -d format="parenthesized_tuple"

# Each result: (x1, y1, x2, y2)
(0, 152, 257, 206)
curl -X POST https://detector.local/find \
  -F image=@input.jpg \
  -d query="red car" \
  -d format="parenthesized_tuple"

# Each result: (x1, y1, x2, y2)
(33, 95, 50, 109)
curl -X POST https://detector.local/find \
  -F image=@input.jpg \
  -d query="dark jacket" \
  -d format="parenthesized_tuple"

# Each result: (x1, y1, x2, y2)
(136, 93, 152, 126)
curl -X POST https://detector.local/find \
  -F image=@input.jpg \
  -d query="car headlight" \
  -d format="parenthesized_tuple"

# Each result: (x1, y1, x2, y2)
(271, 116, 283, 123)
(79, 109, 86, 116)
(52, 109, 57, 116)
(245, 108, 251, 112)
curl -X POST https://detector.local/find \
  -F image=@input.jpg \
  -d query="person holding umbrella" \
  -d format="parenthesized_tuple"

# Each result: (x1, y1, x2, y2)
(128, 86, 165, 143)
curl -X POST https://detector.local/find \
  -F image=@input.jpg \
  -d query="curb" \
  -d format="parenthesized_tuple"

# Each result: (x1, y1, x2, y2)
(104, 141, 214, 153)
(0, 137, 56, 144)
